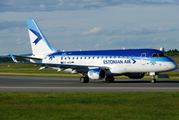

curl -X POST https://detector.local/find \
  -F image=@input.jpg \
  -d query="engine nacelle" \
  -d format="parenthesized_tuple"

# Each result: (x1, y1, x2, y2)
(87, 68, 106, 80)
(127, 73, 145, 79)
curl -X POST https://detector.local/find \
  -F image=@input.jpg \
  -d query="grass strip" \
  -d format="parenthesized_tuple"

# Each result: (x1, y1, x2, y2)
(1, 63, 179, 80)
(0, 92, 179, 120)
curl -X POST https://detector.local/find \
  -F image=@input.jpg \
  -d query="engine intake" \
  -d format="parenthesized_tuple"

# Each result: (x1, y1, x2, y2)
(87, 68, 106, 80)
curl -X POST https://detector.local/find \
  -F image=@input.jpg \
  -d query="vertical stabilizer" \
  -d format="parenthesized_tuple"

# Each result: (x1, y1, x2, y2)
(27, 19, 58, 55)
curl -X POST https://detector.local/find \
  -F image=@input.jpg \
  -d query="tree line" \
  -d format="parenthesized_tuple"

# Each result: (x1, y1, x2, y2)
(164, 49, 179, 56)
(0, 57, 28, 63)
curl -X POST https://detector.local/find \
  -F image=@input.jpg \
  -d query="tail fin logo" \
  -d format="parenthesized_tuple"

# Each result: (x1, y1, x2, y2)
(29, 29, 42, 45)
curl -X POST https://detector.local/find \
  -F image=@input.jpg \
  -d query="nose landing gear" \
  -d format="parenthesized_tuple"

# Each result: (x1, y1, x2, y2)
(151, 75, 157, 83)
(150, 72, 157, 83)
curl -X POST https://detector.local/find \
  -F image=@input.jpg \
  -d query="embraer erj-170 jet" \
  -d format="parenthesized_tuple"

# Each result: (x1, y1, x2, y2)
(9, 19, 178, 83)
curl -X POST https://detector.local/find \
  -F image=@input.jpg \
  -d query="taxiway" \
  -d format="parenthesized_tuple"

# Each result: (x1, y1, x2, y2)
(0, 75, 179, 92)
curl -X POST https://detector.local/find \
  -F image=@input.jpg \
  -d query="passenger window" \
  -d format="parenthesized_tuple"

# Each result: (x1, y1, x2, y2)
(76, 57, 78, 59)
(131, 55, 133, 58)
(118, 56, 120, 58)
(89, 57, 90, 59)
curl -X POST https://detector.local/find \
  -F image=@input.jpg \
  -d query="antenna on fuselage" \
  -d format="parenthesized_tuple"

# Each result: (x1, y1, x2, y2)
(160, 47, 164, 51)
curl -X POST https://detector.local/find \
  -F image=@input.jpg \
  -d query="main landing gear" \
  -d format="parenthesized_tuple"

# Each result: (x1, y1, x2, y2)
(80, 76, 89, 83)
(80, 76, 115, 83)
(105, 76, 115, 83)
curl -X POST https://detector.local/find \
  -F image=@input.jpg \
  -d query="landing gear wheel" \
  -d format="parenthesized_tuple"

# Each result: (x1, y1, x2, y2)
(80, 77, 89, 83)
(105, 76, 114, 83)
(84, 77, 89, 83)
(151, 74, 157, 83)
(80, 77, 85, 83)
(151, 79, 156, 83)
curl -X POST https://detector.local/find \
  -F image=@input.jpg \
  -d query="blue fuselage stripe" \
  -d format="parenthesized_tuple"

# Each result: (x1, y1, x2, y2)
(46, 49, 175, 63)
(50, 49, 162, 57)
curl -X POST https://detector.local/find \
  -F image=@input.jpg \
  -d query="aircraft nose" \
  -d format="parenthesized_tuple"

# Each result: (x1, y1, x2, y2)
(174, 62, 178, 69)
(168, 61, 178, 71)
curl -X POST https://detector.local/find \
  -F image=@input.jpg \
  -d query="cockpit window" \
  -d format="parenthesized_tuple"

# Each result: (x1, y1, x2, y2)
(152, 53, 158, 58)
(152, 53, 167, 58)
(158, 53, 166, 57)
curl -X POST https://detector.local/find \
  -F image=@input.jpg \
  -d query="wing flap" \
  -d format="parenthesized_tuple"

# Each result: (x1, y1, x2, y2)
(25, 62, 108, 71)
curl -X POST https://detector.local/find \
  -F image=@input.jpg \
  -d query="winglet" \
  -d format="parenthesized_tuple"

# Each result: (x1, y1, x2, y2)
(8, 52, 19, 63)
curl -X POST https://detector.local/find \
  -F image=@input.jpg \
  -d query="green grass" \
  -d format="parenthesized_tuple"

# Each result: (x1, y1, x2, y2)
(0, 92, 179, 120)
(171, 56, 179, 63)
(1, 63, 179, 80)
(0, 64, 179, 119)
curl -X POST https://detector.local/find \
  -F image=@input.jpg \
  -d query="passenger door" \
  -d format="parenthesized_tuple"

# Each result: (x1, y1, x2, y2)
(140, 53, 146, 65)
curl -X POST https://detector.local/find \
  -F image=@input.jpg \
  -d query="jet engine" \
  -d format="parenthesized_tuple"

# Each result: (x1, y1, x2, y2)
(87, 68, 106, 80)
(127, 73, 145, 79)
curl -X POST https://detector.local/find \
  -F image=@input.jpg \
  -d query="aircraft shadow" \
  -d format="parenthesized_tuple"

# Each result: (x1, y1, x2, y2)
(101, 80, 179, 83)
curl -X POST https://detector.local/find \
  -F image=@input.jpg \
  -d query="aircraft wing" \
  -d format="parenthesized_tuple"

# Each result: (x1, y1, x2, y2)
(25, 62, 108, 71)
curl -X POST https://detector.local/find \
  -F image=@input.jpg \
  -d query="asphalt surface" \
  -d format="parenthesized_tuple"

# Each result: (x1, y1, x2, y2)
(0, 75, 179, 92)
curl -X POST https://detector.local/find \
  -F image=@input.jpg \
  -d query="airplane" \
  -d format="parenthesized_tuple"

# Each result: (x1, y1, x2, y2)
(9, 18, 178, 83)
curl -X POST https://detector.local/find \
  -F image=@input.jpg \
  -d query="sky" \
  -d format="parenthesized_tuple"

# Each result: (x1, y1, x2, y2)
(1, 0, 179, 55)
